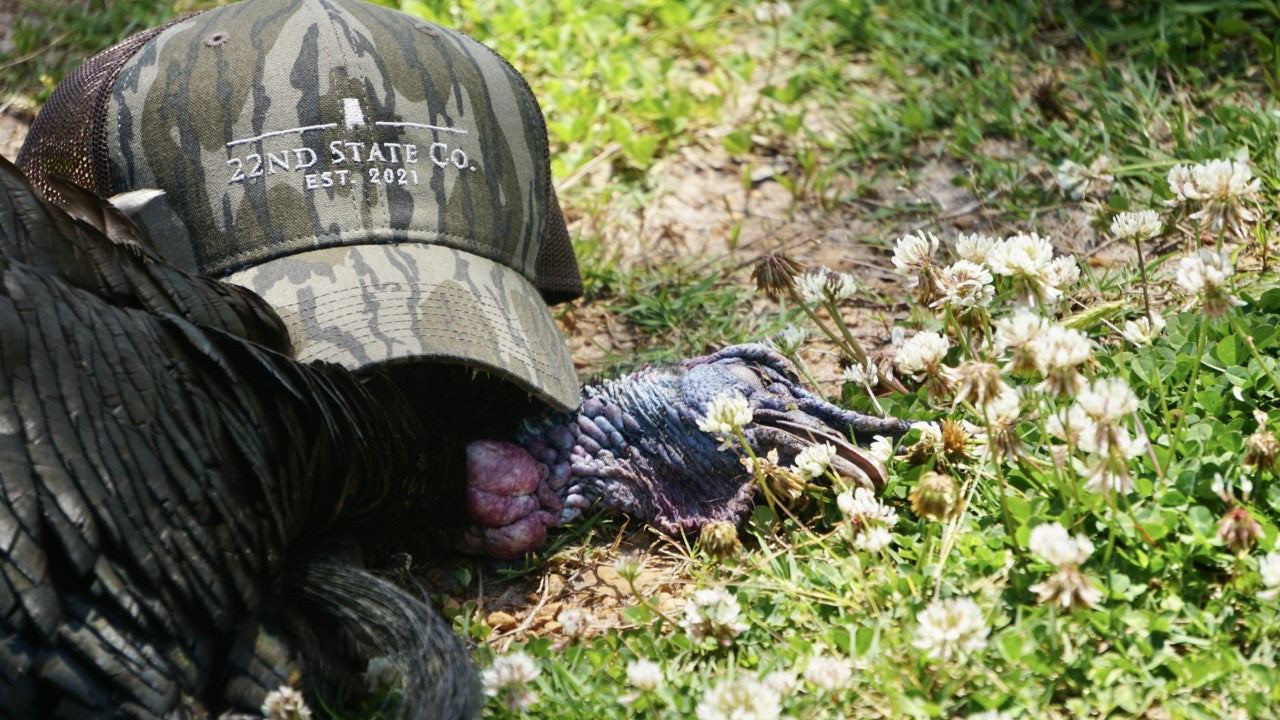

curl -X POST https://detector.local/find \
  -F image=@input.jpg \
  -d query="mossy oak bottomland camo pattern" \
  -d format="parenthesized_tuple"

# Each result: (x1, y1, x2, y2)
(26, 0, 581, 411)
(229, 243, 578, 403)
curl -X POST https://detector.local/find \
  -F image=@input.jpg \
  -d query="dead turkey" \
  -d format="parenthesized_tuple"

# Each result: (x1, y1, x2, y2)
(0, 155, 905, 718)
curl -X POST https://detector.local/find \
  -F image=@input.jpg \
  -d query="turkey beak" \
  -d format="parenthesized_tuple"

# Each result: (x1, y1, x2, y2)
(749, 409, 888, 490)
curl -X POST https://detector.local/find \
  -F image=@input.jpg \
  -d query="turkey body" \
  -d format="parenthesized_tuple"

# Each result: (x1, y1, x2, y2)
(0, 157, 479, 718)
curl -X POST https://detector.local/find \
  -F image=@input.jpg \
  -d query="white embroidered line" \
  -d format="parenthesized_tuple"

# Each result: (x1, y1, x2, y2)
(375, 121, 468, 135)
(225, 123, 338, 148)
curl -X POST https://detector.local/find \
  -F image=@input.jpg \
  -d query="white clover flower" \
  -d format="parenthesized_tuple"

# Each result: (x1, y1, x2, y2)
(626, 659, 664, 691)
(979, 387, 1025, 461)
(895, 330, 950, 376)
(892, 231, 940, 275)
(1045, 255, 1080, 291)
(837, 487, 898, 552)
(828, 271, 858, 302)
(936, 260, 995, 309)
(792, 442, 837, 480)
(1167, 163, 1196, 200)
(803, 654, 853, 693)
(1057, 156, 1113, 200)
(695, 676, 782, 720)
(698, 394, 753, 435)
(986, 233, 1061, 305)
(1028, 522, 1095, 567)
(1029, 566, 1103, 610)
(1167, 159, 1261, 238)
(795, 272, 829, 305)
(761, 670, 798, 695)
(482, 651, 542, 711)
(1029, 324, 1092, 395)
(912, 597, 990, 663)
(1075, 376, 1138, 425)
(1120, 313, 1166, 346)
(868, 435, 895, 465)
(753, 1, 792, 24)
(556, 608, 593, 637)
(795, 270, 855, 304)
(1045, 404, 1095, 448)
(1176, 250, 1245, 318)
(994, 307, 1049, 373)
(1259, 553, 1280, 601)
(842, 359, 879, 389)
(363, 656, 402, 693)
(853, 525, 894, 553)
(681, 587, 749, 646)
(768, 325, 807, 356)
(1081, 432, 1146, 494)
(951, 360, 1011, 407)
(262, 686, 311, 720)
(954, 232, 997, 264)
(1110, 210, 1163, 240)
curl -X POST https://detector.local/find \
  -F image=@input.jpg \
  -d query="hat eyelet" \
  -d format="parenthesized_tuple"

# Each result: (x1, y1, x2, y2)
(204, 32, 230, 47)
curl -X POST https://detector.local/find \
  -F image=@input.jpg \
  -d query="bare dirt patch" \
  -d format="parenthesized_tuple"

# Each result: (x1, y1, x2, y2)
(0, 110, 29, 162)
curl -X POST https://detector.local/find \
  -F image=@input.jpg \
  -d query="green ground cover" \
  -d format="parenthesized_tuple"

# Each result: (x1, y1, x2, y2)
(5, 0, 1280, 717)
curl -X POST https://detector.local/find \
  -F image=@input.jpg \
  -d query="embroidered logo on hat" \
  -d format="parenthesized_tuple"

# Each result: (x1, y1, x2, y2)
(19, 0, 583, 412)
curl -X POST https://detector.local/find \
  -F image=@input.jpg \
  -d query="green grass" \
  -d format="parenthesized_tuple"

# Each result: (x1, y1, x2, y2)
(10, 0, 1280, 718)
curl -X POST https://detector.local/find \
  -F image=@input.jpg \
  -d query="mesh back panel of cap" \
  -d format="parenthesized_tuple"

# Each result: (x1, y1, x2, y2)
(537, 185, 583, 303)
(17, 14, 199, 204)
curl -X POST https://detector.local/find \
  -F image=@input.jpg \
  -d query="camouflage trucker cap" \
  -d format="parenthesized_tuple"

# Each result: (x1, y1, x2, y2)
(19, 0, 584, 412)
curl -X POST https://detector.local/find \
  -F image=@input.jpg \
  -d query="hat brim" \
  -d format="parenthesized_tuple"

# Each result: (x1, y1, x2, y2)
(224, 243, 581, 413)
